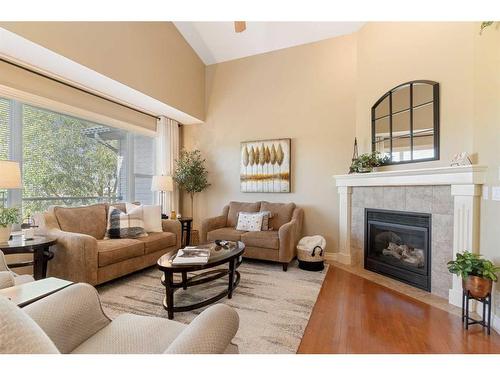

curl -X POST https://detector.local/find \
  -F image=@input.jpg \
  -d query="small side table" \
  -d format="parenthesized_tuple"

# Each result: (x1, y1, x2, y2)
(462, 290, 492, 335)
(0, 235, 57, 280)
(0, 277, 73, 307)
(178, 217, 193, 247)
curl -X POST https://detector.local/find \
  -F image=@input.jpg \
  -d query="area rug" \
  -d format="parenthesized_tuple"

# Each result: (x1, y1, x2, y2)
(97, 259, 327, 354)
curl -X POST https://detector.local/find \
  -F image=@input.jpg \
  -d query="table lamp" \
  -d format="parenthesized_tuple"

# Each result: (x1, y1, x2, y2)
(0, 160, 21, 208)
(151, 175, 173, 217)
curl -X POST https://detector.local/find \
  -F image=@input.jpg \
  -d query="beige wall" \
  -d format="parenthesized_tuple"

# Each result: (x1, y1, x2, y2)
(355, 22, 500, 314)
(473, 24, 500, 313)
(355, 22, 476, 168)
(0, 22, 205, 122)
(182, 34, 358, 251)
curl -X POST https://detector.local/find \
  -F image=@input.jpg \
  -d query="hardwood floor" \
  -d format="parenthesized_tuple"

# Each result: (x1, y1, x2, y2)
(298, 266, 500, 354)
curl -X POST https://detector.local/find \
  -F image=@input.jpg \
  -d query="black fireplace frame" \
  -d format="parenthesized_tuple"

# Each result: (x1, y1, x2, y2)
(364, 208, 432, 292)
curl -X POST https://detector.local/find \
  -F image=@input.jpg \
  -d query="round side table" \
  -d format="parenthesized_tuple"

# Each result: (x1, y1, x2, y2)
(0, 235, 56, 280)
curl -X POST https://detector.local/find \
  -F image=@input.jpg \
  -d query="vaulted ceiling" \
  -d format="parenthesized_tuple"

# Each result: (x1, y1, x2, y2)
(174, 22, 364, 65)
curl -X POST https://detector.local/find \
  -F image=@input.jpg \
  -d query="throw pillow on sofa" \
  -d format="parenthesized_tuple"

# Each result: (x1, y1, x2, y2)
(105, 205, 148, 239)
(236, 212, 264, 232)
(237, 211, 273, 231)
(125, 203, 162, 233)
(260, 210, 274, 231)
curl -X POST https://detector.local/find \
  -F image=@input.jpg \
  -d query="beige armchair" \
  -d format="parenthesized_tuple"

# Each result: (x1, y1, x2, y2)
(0, 250, 34, 289)
(0, 283, 239, 354)
(201, 201, 304, 271)
(38, 203, 182, 285)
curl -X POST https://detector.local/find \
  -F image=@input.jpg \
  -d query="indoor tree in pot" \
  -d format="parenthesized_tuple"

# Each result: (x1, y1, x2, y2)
(173, 149, 210, 219)
(447, 251, 500, 298)
(0, 207, 20, 243)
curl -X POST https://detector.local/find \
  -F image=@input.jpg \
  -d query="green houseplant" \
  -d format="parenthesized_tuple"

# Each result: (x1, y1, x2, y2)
(349, 151, 389, 173)
(447, 251, 500, 298)
(0, 207, 20, 243)
(173, 149, 210, 218)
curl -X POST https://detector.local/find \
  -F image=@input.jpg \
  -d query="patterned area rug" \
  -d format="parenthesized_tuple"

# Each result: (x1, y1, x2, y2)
(97, 259, 327, 354)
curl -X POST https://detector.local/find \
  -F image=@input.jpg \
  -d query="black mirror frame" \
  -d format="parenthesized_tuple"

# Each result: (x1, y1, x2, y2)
(371, 80, 440, 165)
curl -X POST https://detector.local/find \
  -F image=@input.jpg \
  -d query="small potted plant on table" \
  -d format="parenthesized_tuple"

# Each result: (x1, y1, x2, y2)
(447, 251, 500, 298)
(0, 207, 20, 243)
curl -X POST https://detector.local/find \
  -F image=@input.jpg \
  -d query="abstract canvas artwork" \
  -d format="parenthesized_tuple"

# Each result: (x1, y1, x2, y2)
(240, 138, 291, 193)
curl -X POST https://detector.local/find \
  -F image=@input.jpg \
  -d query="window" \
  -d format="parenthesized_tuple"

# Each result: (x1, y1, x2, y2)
(0, 98, 10, 206)
(0, 97, 155, 216)
(372, 80, 439, 165)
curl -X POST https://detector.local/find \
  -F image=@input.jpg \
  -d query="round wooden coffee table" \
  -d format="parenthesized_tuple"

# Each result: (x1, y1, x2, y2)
(157, 241, 245, 319)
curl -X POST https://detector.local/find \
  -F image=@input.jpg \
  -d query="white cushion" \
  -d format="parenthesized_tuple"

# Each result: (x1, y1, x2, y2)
(126, 203, 162, 233)
(236, 212, 264, 232)
(0, 296, 59, 354)
(72, 314, 185, 354)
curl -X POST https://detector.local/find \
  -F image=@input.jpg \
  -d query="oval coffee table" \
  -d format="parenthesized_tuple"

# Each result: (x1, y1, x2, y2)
(157, 241, 245, 319)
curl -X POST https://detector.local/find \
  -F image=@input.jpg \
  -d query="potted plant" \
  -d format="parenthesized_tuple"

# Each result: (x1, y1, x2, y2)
(349, 151, 389, 173)
(447, 251, 500, 298)
(173, 149, 210, 218)
(0, 207, 20, 243)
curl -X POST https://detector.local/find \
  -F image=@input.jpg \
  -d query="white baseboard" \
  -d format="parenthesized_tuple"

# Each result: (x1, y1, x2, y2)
(493, 314, 500, 334)
(448, 288, 463, 307)
(324, 252, 351, 265)
(324, 253, 335, 262)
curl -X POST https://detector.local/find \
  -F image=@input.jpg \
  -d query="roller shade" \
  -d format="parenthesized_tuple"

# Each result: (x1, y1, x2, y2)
(0, 60, 157, 135)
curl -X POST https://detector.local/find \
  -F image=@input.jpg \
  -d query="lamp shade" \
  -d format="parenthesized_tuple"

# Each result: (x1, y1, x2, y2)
(151, 175, 173, 192)
(0, 160, 21, 189)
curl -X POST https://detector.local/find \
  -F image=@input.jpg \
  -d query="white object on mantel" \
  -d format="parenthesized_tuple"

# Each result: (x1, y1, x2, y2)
(332, 165, 487, 308)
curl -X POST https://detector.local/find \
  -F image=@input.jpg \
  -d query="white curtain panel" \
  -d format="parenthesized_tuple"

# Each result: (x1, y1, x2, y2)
(156, 116, 180, 214)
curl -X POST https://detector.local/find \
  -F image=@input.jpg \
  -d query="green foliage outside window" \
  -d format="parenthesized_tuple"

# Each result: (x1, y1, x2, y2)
(21, 105, 123, 216)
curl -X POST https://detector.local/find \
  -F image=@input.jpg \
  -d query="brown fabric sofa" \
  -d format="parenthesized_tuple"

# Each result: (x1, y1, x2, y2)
(200, 201, 304, 271)
(39, 203, 181, 285)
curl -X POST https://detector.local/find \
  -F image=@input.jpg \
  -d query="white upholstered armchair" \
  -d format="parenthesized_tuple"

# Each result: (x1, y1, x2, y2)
(0, 283, 240, 354)
(0, 250, 35, 289)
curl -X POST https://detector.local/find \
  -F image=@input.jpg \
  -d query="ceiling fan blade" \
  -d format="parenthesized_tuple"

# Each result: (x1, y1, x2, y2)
(234, 21, 246, 33)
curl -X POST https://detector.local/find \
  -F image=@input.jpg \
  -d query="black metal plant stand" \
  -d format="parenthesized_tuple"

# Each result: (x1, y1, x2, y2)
(462, 290, 492, 335)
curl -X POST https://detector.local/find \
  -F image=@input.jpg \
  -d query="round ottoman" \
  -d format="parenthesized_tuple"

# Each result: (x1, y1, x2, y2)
(297, 235, 326, 271)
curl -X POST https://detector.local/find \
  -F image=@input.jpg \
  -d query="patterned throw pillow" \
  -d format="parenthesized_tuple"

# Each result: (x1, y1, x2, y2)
(105, 205, 148, 239)
(260, 210, 274, 231)
(236, 212, 264, 232)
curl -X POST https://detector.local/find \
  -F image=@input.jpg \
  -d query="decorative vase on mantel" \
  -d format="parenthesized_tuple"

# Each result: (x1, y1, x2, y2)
(0, 224, 12, 244)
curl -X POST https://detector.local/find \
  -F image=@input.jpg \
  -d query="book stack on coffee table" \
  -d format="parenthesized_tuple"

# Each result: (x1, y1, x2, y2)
(172, 246, 212, 265)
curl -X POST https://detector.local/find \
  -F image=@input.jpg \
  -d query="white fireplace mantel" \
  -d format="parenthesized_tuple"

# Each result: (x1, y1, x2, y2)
(332, 165, 487, 307)
(334, 165, 487, 187)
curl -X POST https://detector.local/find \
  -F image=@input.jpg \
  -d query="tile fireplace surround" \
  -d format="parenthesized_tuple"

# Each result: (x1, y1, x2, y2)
(333, 165, 486, 307)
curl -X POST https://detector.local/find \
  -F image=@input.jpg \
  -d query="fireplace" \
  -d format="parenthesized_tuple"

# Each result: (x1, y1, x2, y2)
(364, 209, 431, 291)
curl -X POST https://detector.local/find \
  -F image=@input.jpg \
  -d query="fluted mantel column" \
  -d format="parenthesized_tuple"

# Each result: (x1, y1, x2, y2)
(336, 186, 352, 264)
(448, 184, 482, 307)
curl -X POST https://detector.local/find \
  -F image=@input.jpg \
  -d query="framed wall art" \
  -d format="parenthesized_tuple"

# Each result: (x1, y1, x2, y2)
(240, 138, 291, 193)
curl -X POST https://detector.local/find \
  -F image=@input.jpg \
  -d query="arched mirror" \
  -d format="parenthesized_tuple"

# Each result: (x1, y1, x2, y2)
(372, 80, 439, 164)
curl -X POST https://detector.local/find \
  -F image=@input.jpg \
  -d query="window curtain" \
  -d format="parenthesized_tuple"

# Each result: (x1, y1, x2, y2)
(156, 116, 180, 214)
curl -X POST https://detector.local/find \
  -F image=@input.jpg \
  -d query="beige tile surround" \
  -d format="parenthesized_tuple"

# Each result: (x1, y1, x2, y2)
(349, 185, 453, 299)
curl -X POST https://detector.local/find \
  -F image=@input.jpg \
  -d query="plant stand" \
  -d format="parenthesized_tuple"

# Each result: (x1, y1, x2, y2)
(462, 290, 492, 335)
